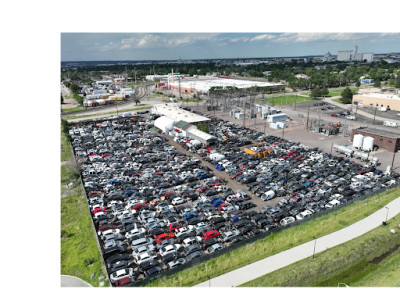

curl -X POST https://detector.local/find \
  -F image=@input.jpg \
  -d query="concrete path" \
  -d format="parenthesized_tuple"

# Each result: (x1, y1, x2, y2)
(194, 196, 400, 287)
(61, 275, 93, 287)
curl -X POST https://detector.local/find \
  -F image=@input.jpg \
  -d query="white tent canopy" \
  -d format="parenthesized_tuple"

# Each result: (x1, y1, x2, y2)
(154, 116, 176, 133)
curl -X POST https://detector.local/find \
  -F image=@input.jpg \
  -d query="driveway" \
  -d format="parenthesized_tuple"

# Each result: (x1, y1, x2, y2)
(194, 195, 400, 287)
(61, 275, 92, 287)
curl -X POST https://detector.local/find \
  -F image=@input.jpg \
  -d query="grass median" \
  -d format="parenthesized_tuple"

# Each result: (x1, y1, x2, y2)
(61, 126, 108, 287)
(145, 185, 400, 287)
(241, 213, 400, 287)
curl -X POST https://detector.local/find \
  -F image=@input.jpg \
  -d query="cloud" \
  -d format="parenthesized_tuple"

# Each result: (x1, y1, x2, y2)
(249, 34, 276, 42)
(112, 33, 218, 50)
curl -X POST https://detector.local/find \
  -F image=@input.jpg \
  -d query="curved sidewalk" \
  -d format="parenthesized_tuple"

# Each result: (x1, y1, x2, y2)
(195, 196, 400, 287)
(61, 275, 93, 287)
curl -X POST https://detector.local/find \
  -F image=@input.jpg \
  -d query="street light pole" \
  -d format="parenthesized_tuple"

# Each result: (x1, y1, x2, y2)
(383, 207, 389, 225)
(312, 236, 317, 260)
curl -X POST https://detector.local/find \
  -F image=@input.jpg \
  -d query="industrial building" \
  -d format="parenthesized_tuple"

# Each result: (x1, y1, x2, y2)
(337, 46, 374, 62)
(155, 78, 285, 95)
(351, 127, 400, 152)
(151, 103, 210, 125)
(353, 93, 400, 111)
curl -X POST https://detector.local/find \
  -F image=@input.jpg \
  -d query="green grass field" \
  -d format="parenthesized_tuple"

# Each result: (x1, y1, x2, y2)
(258, 95, 311, 106)
(241, 213, 400, 287)
(144, 185, 400, 287)
(61, 127, 108, 287)
(327, 88, 359, 97)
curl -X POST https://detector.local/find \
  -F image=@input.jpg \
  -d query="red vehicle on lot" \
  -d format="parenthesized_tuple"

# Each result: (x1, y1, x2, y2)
(93, 207, 106, 214)
(154, 232, 175, 243)
(131, 202, 147, 210)
(202, 230, 219, 241)
(98, 224, 117, 232)
(114, 276, 135, 287)
(169, 222, 182, 232)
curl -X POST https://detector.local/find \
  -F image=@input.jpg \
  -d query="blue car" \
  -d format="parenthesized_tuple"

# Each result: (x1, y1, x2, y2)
(213, 199, 224, 207)
(183, 211, 199, 221)
(197, 172, 209, 179)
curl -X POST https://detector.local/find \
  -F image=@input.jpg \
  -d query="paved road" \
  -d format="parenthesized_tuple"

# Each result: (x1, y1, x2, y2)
(61, 275, 92, 287)
(194, 195, 400, 287)
(323, 98, 399, 123)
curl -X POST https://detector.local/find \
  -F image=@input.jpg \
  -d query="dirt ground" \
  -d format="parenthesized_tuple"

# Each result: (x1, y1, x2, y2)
(62, 97, 78, 109)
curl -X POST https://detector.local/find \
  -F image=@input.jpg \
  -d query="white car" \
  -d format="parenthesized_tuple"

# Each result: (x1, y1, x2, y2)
(207, 243, 224, 254)
(125, 228, 146, 240)
(134, 252, 157, 265)
(132, 245, 156, 258)
(280, 216, 295, 226)
(159, 244, 181, 257)
(99, 228, 120, 237)
(325, 199, 341, 209)
(182, 237, 202, 248)
(175, 226, 195, 237)
(110, 268, 134, 283)
(295, 210, 313, 220)
(221, 230, 239, 242)
(171, 197, 186, 205)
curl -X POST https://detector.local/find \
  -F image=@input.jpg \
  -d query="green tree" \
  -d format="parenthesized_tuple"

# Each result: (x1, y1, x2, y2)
(374, 79, 381, 87)
(340, 87, 353, 104)
(321, 87, 329, 97)
(61, 94, 64, 104)
(356, 79, 361, 88)
(310, 87, 321, 99)
(395, 77, 400, 88)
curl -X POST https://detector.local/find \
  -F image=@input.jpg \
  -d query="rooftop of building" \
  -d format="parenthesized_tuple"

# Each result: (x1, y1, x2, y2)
(354, 127, 400, 139)
(151, 103, 210, 123)
(356, 93, 400, 100)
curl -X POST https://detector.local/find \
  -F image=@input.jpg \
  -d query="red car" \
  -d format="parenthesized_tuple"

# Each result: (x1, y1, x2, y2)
(98, 224, 117, 232)
(154, 232, 175, 243)
(331, 114, 338, 117)
(114, 276, 135, 287)
(202, 230, 220, 241)
(93, 207, 106, 214)
(169, 222, 182, 232)
(131, 202, 147, 210)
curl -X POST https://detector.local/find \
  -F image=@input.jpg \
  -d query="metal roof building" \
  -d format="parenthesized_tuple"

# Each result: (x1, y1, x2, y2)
(151, 103, 210, 124)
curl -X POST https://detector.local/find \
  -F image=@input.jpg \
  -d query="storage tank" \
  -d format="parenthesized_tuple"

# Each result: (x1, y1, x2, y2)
(362, 136, 374, 151)
(353, 134, 364, 148)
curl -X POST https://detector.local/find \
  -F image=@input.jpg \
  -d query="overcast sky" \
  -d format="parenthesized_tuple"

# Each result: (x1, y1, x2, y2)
(61, 32, 400, 62)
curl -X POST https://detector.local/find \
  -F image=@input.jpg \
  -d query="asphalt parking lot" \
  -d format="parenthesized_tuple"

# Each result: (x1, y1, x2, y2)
(68, 112, 399, 286)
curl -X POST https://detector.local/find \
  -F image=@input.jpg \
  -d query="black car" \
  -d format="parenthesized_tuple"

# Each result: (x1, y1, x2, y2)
(110, 260, 133, 272)
(106, 253, 131, 267)
(186, 251, 204, 262)
(185, 244, 201, 255)
(144, 266, 162, 278)
(103, 245, 128, 258)
(202, 237, 219, 249)
(138, 259, 161, 272)
(230, 236, 245, 244)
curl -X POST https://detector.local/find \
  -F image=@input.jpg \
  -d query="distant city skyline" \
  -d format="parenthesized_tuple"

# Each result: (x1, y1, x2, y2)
(61, 33, 400, 62)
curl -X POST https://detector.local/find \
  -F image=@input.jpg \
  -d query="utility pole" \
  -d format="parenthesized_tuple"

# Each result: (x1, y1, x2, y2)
(294, 93, 297, 110)
(306, 102, 310, 130)
(178, 77, 181, 99)
(264, 121, 267, 133)
(134, 67, 137, 85)
(243, 100, 246, 127)
(373, 105, 377, 125)
(391, 151, 396, 171)
(282, 126, 285, 139)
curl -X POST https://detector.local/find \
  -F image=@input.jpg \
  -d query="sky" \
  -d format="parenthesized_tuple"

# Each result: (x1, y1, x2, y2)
(61, 32, 400, 62)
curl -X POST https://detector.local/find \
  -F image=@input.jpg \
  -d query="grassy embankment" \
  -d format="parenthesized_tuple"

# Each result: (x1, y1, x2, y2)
(145, 185, 400, 287)
(242, 213, 400, 287)
(62, 105, 152, 121)
(61, 120, 108, 287)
